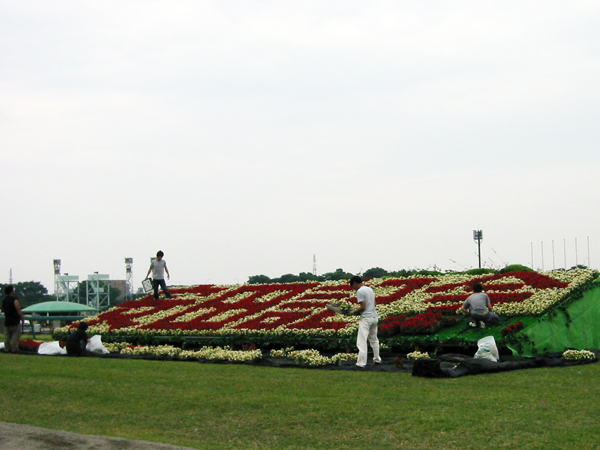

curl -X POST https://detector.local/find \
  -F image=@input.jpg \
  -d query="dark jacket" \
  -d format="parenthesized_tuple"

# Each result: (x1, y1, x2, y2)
(66, 329, 89, 356)
(2, 295, 21, 327)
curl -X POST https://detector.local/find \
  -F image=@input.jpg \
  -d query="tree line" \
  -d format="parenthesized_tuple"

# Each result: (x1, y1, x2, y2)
(247, 264, 537, 284)
(247, 267, 449, 284)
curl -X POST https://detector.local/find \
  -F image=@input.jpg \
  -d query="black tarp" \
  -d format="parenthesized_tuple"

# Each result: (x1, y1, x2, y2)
(412, 350, 600, 378)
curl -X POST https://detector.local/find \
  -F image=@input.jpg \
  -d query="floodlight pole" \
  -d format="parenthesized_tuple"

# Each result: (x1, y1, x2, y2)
(473, 230, 483, 269)
(53, 259, 61, 300)
(125, 258, 133, 301)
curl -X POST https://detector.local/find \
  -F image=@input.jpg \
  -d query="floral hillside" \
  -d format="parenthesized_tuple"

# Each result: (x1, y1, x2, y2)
(54, 268, 598, 348)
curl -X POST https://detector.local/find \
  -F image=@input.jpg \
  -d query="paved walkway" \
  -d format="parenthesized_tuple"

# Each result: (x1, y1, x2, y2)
(0, 421, 198, 450)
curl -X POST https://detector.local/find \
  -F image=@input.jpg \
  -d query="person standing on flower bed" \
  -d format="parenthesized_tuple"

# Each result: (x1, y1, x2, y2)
(461, 282, 500, 328)
(350, 276, 382, 368)
(2, 285, 25, 353)
(145, 250, 172, 300)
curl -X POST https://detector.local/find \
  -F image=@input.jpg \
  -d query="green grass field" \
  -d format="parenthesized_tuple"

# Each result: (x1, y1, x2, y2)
(1, 352, 600, 450)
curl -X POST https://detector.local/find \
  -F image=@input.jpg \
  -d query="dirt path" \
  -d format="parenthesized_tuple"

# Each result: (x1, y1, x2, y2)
(0, 421, 198, 450)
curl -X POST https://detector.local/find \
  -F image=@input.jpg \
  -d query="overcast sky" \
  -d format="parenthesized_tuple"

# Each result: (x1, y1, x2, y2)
(2, 1, 600, 293)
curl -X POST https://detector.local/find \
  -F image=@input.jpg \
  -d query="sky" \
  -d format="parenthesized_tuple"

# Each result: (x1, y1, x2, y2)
(2, 1, 600, 294)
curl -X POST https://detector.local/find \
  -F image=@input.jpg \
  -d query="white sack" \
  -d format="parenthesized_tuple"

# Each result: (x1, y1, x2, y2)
(0, 343, 4, 350)
(474, 336, 499, 362)
(86, 335, 109, 354)
(38, 341, 67, 356)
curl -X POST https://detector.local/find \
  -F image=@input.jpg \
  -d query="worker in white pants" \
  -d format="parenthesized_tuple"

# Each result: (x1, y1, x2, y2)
(350, 276, 382, 367)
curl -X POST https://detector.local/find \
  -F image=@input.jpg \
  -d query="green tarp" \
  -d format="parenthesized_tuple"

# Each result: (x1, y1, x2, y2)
(510, 286, 600, 356)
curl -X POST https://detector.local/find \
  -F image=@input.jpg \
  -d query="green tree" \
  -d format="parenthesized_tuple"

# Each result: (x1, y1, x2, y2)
(247, 275, 272, 284)
(296, 272, 320, 282)
(322, 268, 354, 281)
(362, 267, 388, 278)
(276, 273, 300, 283)
(109, 287, 124, 307)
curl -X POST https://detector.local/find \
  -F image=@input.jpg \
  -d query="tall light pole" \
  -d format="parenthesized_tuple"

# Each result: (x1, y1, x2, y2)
(53, 259, 61, 300)
(473, 230, 483, 269)
(125, 258, 133, 301)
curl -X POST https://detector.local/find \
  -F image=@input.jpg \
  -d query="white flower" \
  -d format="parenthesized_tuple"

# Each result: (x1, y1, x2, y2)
(103, 342, 132, 353)
(121, 345, 181, 357)
(330, 353, 358, 364)
(562, 349, 596, 360)
(133, 305, 191, 326)
(270, 347, 295, 358)
(287, 349, 332, 366)
(407, 351, 430, 360)
(173, 308, 216, 322)
(179, 346, 262, 362)
(123, 307, 155, 315)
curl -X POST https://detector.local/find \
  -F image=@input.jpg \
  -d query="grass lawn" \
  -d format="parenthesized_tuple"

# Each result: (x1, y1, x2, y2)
(1, 353, 599, 450)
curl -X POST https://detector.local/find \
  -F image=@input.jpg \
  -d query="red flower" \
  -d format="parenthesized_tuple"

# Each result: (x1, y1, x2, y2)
(501, 321, 524, 336)
(18, 339, 43, 352)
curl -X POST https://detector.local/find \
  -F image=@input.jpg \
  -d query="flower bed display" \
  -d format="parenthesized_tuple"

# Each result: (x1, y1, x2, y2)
(561, 349, 596, 360)
(53, 269, 597, 351)
(18, 339, 43, 353)
(269, 347, 357, 366)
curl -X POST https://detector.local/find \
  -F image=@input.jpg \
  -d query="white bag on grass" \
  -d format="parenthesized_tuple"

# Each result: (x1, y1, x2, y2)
(86, 335, 109, 354)
(0, 343, 4, 350)
(38, 341, 67, 356)
(474, 336, 499, 362)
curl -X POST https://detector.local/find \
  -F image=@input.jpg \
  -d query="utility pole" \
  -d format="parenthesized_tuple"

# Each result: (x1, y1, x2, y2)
(473, 230, 483, 269)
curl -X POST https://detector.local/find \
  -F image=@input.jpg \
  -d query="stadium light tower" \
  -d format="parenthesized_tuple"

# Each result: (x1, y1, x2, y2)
(125, 258, 133, 301)
(53, 259, 61, 300)
(473, 230, 483, 269)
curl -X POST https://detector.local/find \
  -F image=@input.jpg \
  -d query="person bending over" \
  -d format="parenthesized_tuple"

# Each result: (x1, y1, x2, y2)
(461, 282, 500, 328)
(66, 322, 90, 356)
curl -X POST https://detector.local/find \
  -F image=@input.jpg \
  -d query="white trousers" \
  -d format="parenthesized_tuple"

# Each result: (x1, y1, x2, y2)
(356, 317, 381, 366)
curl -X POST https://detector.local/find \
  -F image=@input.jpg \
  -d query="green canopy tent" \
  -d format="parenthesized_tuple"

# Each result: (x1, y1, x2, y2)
(22, 301, 97, 314)
(18, 301, 98, 338)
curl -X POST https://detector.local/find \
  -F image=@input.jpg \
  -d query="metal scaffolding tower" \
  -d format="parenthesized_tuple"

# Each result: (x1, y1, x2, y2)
(125, 258, 133, 301)
(56, 275, 80, 302)
(86, 273, 110, 311)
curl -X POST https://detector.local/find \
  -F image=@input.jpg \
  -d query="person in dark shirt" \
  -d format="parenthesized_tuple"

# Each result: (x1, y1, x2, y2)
(2, 285, 24, 353)
(66, 322, 90, 356)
